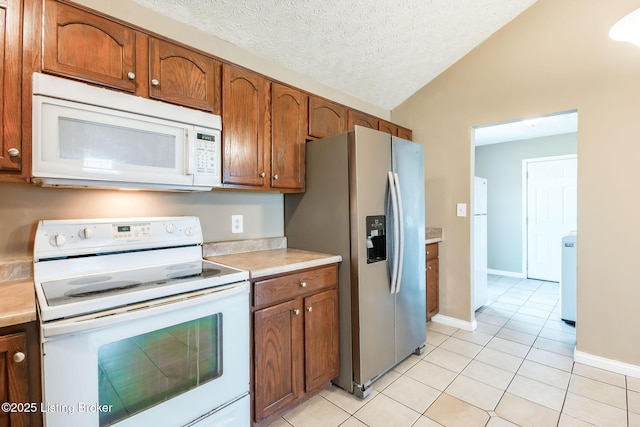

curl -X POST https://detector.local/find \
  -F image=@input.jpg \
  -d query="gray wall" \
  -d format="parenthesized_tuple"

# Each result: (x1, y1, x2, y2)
(475, 132, 577, 274)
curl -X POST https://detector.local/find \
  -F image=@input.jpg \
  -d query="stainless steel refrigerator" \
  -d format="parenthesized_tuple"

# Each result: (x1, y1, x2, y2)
(285, 126, 426, 398)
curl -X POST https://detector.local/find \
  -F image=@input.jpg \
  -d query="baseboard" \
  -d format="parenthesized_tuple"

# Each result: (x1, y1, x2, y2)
(431, 314, 477, 332)
(574, 350, 640, 379)
(488, 269, 526, 279)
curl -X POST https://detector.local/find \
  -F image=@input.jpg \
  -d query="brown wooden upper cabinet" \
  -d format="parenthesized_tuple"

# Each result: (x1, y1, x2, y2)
(43, 0, 137, 92)
(148, 37, 220, 112)
(0, 0, 22, 172)
(222, 64, 271, 188)
(378, 120, 398, 136)
(347, 110, 378, 131)
(271, 83, 306, 191)
(398, 126, 413, 141)
(308, 96, 347, 139)
(379, 120, 413, 141)
(42, 0, 220, 112)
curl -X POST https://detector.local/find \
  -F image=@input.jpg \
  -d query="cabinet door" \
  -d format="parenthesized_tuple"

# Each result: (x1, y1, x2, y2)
(347, 110, 378, 131)
(378, 120, 398, 137)
(222, 64, 271, 187)
(426, 258, 439, 321)
(0, 0, 21, 172)
(303, 289, 339, 391)
(308, 96, 346, 139)
(149, 38, 220, 112)
(43, 0, 136, 92)
(253, 299, 303, 422)
(271, 83, 307, 191)
(397, 126, 413, 141)
(0, 332, 29, 427)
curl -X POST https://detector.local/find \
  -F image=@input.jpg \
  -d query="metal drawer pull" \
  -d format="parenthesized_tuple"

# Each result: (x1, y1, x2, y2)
(300, 281, 307, 288)
(307, 306, 313, 313)
(293, 309, 300, 315)
(12, 352, 25, 364)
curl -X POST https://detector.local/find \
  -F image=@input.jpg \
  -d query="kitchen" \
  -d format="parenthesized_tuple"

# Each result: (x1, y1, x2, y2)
(2, 0, 640, 426)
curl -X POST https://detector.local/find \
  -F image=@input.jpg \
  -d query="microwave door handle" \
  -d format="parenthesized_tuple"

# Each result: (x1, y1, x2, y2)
(185, 128, 195, 175)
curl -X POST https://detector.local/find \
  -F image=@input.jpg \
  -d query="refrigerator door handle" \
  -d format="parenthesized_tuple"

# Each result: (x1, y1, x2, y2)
(393, 172, 405, 294)
(388, 171, 400, 294)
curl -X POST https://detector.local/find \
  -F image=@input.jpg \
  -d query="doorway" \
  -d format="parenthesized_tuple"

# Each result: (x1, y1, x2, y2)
(473, 110, 578, 312)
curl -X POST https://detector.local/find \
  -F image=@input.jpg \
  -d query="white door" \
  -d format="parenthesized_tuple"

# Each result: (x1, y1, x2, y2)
(526, 156, 577, 281)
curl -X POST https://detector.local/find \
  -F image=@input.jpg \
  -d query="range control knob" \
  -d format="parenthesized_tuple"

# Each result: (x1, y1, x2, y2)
(50, 233, 67, 247)
(79, 227, 94, 239)
(185, 227, 193, 236)
(166, 223, 175, 233)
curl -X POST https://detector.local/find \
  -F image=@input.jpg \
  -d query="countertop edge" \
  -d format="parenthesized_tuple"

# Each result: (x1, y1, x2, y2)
(243, 255, 343, 279)
(425, 237, 443, 245)
(0, 279, 37, 329)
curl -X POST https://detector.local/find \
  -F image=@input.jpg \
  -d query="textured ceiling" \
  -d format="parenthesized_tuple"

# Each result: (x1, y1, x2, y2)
(131, 0, 538, 110)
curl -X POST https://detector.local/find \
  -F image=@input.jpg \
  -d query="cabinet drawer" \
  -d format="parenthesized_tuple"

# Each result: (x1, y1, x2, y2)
(426, 243, 438, 261)
(254, 265, 337, 308)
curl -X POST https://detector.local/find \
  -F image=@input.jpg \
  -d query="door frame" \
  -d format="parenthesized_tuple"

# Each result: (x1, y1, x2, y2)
(521, 153, 577, 280)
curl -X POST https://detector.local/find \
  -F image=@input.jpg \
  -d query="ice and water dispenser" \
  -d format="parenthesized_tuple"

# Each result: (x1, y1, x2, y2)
(366, 215, 386, 263)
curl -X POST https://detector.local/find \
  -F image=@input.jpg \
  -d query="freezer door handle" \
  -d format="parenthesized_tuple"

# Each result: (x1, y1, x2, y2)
(393, 172, 405, 294)
(388, 171, 400, 294)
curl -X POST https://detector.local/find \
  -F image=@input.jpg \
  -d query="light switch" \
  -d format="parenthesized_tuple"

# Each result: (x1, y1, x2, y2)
(456, 203, 467, 217)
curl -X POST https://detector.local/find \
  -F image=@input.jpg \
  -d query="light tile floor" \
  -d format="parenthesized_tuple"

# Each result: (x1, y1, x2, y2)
(269, 275, 638, 427)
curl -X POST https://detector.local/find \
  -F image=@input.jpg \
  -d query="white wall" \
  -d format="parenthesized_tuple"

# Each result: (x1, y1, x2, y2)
(475, 132, 577, 274)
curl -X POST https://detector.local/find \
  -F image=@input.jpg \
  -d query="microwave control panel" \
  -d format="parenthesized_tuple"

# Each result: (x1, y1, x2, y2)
(195, 131, 219, 175)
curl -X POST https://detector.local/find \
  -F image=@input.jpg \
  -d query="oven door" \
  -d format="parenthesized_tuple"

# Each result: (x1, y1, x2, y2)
(41, 282, 249, 427)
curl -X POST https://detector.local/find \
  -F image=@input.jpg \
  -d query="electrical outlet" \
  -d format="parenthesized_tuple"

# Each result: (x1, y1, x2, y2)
(456, 203, 467, 217)
(231, 215, 243, 234)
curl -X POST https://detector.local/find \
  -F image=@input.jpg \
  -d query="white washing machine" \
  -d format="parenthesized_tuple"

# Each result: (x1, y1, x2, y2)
(560, 231, 577, 325)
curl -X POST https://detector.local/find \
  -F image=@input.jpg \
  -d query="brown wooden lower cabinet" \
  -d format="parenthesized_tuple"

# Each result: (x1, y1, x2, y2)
(426, 243, 439, 321)
(252, 265, 339, 426)
(0, 321, 42, 427)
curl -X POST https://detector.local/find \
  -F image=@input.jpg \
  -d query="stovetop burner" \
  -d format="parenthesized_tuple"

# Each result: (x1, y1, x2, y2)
(41, 261, 237, 308)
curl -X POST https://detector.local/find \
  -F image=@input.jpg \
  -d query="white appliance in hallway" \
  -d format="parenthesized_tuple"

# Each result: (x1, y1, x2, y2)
(561, 231, 577, 324)
(474, 176, 488, 311)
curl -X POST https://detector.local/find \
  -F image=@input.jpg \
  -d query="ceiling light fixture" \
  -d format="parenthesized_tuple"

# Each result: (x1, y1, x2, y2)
(609, 8, 640, 47)
(522, 117, 542, 127)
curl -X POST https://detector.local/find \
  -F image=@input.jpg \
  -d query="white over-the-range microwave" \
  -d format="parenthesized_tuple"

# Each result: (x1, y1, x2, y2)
(31, 72, 222, 191)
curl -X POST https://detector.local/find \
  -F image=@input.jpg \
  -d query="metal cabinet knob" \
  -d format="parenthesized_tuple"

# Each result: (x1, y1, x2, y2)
(151, 79, 160, 86)
(260, 172, 266, 178)
(127, 72, 136, 80)
(306, 306, 313, 313)
(293, 309, 300, 316)
(428, 266, 432, 270)
(426, 251, 430, 255)
(273, 174, 279, 180)
(300, 281, 307, 288)
(7, 148, 19, 157)
(12, 352, 25, 364)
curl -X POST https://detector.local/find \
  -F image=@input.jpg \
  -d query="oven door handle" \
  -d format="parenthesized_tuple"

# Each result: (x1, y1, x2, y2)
(41, 282, 249, 338)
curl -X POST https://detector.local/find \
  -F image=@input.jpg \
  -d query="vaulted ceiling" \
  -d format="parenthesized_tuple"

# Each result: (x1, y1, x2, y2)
(131, 0, 539, 111)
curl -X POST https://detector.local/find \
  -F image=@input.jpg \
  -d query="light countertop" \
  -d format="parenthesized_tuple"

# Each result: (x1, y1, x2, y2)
(206, 248, 342, 279)
(0, 279, 37, 328)
(426, 227, 443, 245)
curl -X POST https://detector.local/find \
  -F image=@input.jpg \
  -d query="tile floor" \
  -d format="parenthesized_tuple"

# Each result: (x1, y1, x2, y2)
(268, 275, 640, 427)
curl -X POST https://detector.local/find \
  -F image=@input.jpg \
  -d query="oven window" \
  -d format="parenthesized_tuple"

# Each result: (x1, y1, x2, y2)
(98, 314, 222, 426)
